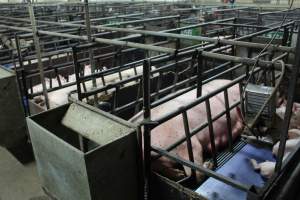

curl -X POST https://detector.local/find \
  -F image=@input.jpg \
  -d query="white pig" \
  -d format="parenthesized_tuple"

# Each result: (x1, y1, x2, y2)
(32, 65, 148, 109)
(130, 79, 244, 182)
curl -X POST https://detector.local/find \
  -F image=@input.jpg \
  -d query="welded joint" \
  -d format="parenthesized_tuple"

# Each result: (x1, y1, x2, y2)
(140, 119, 159, 130)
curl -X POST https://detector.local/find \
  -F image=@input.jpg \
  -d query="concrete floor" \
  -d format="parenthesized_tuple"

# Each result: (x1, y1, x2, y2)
(0, 147, 47, 200)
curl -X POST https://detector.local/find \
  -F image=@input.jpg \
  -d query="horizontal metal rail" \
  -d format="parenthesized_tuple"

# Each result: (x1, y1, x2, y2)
(0, 16, 294, 52)
(0, 24, 175, 54)
(151, 144, 250, 192)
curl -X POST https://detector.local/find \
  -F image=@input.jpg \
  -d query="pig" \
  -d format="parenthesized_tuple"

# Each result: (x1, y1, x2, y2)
(250, 136, 300, 179)
(276, 101, 300, 129)
(250, 101, 300, 178)
(250, 135, 300, 179)
(32, 64, 148, 109)
(250, 160, 275, 179)
(130, 79, 244, 182)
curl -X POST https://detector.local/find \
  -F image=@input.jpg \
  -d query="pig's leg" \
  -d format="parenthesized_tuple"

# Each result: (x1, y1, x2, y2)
(152, 157, 185, 181)
(176, 138, 209, 182)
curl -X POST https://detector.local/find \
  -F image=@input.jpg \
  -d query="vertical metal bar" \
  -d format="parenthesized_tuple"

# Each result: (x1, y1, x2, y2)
(284, 23, 295, 68)
(143, 59, 151, 200)
(133, 62, 138, 75)
(182, 111, 196, 179)
(282, 27, 289, 47)
(28, 2, 50, 109)
(172, 57, 178, 93)
(49, 75, 53, 89)
(78, 4, 92, 153)
(79, 135, 88, 152)
(239, 82, 245, 117)
(118, 48, 123, 81)
(135, 79, 142, 114)
(287, 23, 295, 47)
(112, 86, 119, 114)
(15, 34, 30, 116)
(275, 26, 300, 172)
(268, 51, 275, 86)
(224, 89, 233, 151)
(230, 18, 236, 79)
(21, 70, 30, 116)
(84, 0, 98, 105)
(197, 51, 203, 98)
(55, 68, 62, 87)
(155, 72, 162, 101)
(29, 77, 33, 95)
(72, 46, 83, 101)
(257, 13, 262, 26)
(205, 99, 217, 167)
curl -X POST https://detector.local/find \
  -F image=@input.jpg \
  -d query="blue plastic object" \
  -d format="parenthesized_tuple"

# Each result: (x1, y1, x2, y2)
(195, 144, 275, 200)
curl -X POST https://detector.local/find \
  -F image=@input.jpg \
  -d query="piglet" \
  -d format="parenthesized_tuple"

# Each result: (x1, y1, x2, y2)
(250, 129, 300, 179)
(250, 159, 275, 179)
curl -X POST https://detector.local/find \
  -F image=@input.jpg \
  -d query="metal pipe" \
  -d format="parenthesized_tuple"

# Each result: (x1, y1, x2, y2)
(70, 13, 144, 24)
(84, 0, 97, 104)
(151, 146, 250, 192)
(0, 24, 175, 54)
(142, 59, 151, 200)
(211, 22, 268, 29)
(27, 2, 50, 109)
(105, 15, 180, 26)
(275, 25, 300, 172)
(0, 16, 294, 52)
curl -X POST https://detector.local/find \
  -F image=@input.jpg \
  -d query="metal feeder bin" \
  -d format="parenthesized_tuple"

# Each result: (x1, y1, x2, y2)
(245, 83, 276, 127)
(27, 101, 140, 200)
(0, 66, 26, 148)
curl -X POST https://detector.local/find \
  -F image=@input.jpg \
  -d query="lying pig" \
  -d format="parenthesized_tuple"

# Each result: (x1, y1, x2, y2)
(250, 101, 300, 178)
(250, 127, 300, 178)
(130, 79, 244, 182)
(32, 65, 148, 109)
(276, 101, 300, 129)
